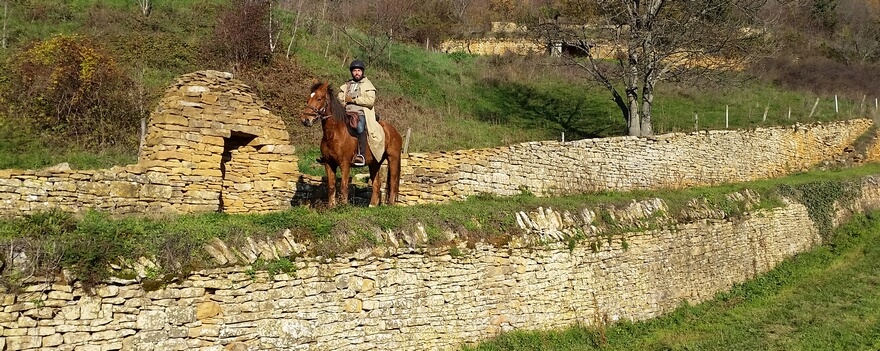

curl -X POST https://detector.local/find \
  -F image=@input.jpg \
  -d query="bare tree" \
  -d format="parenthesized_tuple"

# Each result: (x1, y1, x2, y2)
(1, 0, 8, 50)
(135, 0, 151, 17)
(285, 0, 305, 58)
(267, 0, 283, 53)
(540, 0, 777, 136)
(205, 0, 273, 69)
(831, 0, 880, 64)
(335, 0, 419, 64)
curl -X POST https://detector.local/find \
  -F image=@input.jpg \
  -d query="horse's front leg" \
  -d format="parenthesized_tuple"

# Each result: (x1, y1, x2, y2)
(325, 163, 338, 207)
(368, 162, 382, 207)
(339, 163, 351, 205)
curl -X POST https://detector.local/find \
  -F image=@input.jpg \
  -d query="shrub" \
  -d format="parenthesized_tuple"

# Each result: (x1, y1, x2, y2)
(755, 57, 880, 99)
(201, 0, 272, 69)
(235, 56, 318, 145)
(1, 33, 141, 148)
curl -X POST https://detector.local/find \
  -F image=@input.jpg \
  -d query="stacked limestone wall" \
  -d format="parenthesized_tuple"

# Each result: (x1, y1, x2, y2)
(440, 37, 547, 55)
(0, 70, 299, 216)
(0, 68, 874, 215)
(3, 177, 880, 351)
(396, 119, 872, 205)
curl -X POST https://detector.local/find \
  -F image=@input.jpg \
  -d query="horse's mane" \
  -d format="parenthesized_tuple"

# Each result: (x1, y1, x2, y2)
(311, 81, 346, 123)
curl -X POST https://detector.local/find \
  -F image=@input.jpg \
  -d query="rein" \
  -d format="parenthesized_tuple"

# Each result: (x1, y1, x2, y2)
(306, 103, 331, 120)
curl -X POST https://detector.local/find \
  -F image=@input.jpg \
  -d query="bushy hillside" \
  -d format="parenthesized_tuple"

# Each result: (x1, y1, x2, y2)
(0, 0, 876, 171)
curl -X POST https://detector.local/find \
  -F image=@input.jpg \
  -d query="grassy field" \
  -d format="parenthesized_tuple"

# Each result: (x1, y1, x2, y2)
(0, 0, 873, 172)
(0, 1, 878, 347)
(463, 211, 880, 351)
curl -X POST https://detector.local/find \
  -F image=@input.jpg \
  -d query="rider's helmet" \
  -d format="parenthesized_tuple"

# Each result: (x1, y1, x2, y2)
(349, 59, 366, 72)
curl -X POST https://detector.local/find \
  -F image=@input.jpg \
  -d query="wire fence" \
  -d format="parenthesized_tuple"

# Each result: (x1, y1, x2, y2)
(652, 95, 880, 134)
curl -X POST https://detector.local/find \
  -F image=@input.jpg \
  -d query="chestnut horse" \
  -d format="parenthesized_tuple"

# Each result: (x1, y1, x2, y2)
(301, 80, 402, 207)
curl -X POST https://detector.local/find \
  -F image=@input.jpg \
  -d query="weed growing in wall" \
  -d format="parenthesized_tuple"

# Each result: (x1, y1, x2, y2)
(775, 180, 861, 238)
(248, 257, 296, 280)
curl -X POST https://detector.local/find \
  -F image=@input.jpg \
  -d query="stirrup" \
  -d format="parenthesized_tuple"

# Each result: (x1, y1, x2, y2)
(352, 154, 366, 167)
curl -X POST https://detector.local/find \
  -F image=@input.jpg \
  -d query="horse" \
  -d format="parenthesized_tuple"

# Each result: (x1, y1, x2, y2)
(301, 80, 402, 207)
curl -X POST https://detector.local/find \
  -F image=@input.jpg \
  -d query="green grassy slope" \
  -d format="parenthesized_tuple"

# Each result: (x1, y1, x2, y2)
(0, 0, 869, 171)
(464, 211, 880, 351)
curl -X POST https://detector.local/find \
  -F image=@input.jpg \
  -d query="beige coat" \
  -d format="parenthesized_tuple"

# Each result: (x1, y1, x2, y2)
(338, 77, 385, 158)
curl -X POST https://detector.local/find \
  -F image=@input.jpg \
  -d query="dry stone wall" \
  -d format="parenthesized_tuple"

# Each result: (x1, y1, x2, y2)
(439, 38, 546, 55)
(4, 176, 880, 351)
(396, 119, 872, 205)
(0, 68, 874, 215)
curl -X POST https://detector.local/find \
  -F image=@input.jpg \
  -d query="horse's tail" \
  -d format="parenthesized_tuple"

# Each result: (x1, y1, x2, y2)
(382, 122, 402, 205)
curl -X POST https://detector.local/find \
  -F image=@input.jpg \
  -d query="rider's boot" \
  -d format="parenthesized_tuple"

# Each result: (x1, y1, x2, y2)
(353, 131, 367, 167)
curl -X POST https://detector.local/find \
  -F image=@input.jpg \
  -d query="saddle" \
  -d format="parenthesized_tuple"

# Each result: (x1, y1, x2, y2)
(346, 111, 360, 130)
(345, 111, 380, 131)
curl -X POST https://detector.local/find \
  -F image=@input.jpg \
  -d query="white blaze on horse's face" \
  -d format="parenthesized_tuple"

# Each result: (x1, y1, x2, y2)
(302, 88, 325, 127)
(302, 94, 314, 126)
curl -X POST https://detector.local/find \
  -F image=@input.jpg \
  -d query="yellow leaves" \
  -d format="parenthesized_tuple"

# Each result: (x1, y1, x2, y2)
(15, 33, 115, 99)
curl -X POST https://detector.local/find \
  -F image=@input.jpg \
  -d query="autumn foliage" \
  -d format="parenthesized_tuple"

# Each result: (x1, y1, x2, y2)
(2, 34, 140, 148)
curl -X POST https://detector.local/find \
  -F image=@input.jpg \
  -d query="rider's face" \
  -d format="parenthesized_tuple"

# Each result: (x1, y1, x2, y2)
(351, 68, 364, 80)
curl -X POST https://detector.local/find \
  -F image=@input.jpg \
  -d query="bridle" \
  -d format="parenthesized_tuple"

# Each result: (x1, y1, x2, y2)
(305, 101, 331, 121)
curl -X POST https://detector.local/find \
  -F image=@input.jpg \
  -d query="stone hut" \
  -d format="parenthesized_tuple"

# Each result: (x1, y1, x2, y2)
(139, 70, 299, 213)
(0, 70, 300, 217)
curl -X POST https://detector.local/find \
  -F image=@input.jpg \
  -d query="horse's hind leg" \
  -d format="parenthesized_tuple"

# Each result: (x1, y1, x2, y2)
(368, 162, 382, 207)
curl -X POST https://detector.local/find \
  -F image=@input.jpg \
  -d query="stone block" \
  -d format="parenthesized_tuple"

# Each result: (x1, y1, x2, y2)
(343, 299, 363, 313)
(108, 182, 140, 198)
(42, 333, 63, 347)
(5, 336, 41, 350)
(136, 310, 168, 331)
(152, 151, 193, 162)
(267, 162, 298, 175)
(140, 184, 173, 199)
(63, 331, 91, 344)
(196, 301, 222, 320)
(152, 114, 190, 126)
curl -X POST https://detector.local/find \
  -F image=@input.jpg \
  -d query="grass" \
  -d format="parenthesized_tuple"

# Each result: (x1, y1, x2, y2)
(652, 82, 867, 134)
(0, 1, 871, 173)
(3, 160, 880, 290)
(0, 131, 137, 170)
(463, 211, 880, 351)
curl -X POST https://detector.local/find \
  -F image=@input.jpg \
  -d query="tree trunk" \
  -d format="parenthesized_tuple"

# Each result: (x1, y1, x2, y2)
(641, 21, 657, 137)
(641, 88, 654, 136)
(137, 0, 151, 16)
(1, 0, 8, 50)
(627, 93, 641, 136)
(626, 49, 641, 136)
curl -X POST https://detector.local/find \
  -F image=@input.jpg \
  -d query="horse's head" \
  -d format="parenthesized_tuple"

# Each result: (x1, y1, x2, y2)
(301, 80, 332, 127)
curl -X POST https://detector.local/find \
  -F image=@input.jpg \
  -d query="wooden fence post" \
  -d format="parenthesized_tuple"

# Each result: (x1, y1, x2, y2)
(138, 118, 146, 159)
(403, 128, 412, 155)
(808, 97, 820, 119)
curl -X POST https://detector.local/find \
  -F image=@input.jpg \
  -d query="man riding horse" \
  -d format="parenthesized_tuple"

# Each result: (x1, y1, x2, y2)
(339, 59, 376, 167)
(302, 61, 402, 207)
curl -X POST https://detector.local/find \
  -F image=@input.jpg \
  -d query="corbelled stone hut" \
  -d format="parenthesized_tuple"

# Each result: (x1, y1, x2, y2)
(139, 70, 299, 213)
(0, 70, 299, 217)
